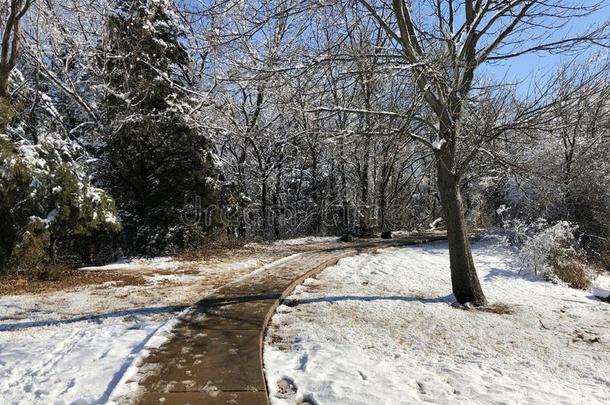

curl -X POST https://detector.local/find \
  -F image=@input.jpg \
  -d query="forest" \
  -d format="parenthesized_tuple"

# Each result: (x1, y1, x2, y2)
(1, 1, 610, 404)
(1, 0, 609, 298)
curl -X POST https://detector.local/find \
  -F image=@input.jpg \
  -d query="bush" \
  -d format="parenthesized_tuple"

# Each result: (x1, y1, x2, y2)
(0, 98, 16, 130)
(340, 233, 353, 242)
(0, 68, 121, 274)
(162, 224, 209, 254)
(9, 218, 50, 274)
(0, 134, 121, 274)
(503, 218, 579, 275)
(380, 230, 392, 239)
(502, 218, 599, 289)
(551, 259, 594, 290)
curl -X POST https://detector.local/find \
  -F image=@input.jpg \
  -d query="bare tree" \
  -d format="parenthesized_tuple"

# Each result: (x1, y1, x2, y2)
(355, 0, 609, 305)
(0, 0, 33, 97)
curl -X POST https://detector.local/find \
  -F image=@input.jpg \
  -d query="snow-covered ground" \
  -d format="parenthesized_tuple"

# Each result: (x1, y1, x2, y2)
(0, 251, 278, 404)
(247, 236, 341, 248)
(593, 274, 610, 300)
(273, 236, 340, 246)
(264, 238, 610, 405)
(79, 256, 183, 272)
(0, 307, 179, 404)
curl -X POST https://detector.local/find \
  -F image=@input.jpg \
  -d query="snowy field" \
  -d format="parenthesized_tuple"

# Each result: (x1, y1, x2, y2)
(264, 238, 610, 405)
(0, 252, 277, 404)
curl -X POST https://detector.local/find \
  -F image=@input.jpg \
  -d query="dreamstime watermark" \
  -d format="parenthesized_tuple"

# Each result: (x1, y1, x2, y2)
(180, 193, 414, 231)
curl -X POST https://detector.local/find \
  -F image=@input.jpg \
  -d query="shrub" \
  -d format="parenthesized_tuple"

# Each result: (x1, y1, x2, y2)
(0, 98, 15, 130)
(163, 224, 209, 254)
(551, 259, 594, 290)
(10, 218, 50, 274)
(502, 218, 598, 289)
(0, 134, 121, 274)
(503, 218, 579, 275)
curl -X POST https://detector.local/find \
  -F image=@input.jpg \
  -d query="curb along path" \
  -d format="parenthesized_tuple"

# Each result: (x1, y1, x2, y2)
(133, 235, 447, 404)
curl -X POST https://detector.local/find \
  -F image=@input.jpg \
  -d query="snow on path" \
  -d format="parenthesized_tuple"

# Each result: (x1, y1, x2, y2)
(264, 238, 610, 405)
(0, 255, 271, 404)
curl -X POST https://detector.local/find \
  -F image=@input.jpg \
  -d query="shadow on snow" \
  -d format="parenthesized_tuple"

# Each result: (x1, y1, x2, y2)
(0, 305, 187, 332)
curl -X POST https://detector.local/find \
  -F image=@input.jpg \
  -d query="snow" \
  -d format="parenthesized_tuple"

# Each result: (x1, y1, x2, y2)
(106, 310, 188, 404)
(79, 256, 183, 272)
(247, 236, 341, 247)
(0, 307, 179, 405)
(432, 138, 446, 150)
(593, 274, 610, 299)
(273, 236, 340, 246)
(0, 252, 277, 404)
(264, 237, 610, 405)
(42, 209, 58, 226)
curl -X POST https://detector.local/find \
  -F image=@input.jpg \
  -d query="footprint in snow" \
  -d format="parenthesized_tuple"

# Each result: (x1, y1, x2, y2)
(299, 392, 320, 405)
(297, 353, 308, 371)
(275, 377, 297, 399)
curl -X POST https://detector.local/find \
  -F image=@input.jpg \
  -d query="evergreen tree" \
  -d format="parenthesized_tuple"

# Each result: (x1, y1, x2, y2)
(1, 69, 120, 273)
(101, 0, 225, 253)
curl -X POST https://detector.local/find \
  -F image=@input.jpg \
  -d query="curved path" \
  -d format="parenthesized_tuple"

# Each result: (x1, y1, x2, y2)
(133, 234, 447, 404)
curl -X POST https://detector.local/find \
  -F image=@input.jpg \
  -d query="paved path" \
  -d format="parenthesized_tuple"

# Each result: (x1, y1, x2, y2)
(132, 235, 447, 404)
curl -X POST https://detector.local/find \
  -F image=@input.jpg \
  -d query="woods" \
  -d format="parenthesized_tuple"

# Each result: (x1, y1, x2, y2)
(1, 0, 609, 305)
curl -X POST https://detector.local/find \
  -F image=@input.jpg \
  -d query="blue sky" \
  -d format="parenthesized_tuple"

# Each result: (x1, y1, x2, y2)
(479, 3, 609, 90)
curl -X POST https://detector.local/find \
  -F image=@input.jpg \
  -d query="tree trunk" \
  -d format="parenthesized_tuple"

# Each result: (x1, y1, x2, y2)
(310, 151, 321, 234)
(261, 180, 268, 238)
(80, 236, 94, 265)
(0, 63, 12, 98)
(48, 235, 57, 264)
(340, 140, 349, 234)
(436, 163, 487, 306)
(272, 170, 281, 239)
(359, 138, 372, 236)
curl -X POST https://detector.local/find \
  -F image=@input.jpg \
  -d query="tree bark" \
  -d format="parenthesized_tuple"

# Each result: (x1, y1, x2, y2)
(48, 235, 57, 264)
(261, 179, 267, 238)
(80, 236, 94, 265)
(0, 66, 9, 98)
(272, 170, 281, 239)
(436, 162, 487, 306)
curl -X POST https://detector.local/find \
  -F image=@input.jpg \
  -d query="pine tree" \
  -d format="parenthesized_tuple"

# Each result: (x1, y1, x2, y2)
(1, 69, 120, 273)
(101, 0, 224, 253)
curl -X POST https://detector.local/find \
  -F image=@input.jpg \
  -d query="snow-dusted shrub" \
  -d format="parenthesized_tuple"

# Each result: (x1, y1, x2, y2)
(498, 211, 531, 246)
(162, 224, 209, 254)
(517, 220, 578, 275)
(0, 64, 122, 273)
(0, 134, 120, 273)
(502, 218, 594, 288)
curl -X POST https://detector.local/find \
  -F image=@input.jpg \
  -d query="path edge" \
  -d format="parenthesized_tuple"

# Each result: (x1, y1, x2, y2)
(258, 234, 452, 404)
(258, 250, 357, 404)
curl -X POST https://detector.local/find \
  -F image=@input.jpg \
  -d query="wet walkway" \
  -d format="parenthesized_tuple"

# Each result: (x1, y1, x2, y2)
(132, 234, 447, 404)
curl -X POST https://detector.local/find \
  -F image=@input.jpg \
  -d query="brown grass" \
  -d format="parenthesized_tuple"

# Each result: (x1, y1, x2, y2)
(553, 259, 593, 290)
(477, 303, 514, 315)
(598, 252, 610, 272)
(0, 267, 146, 295)
(175, 244, 258, 262)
